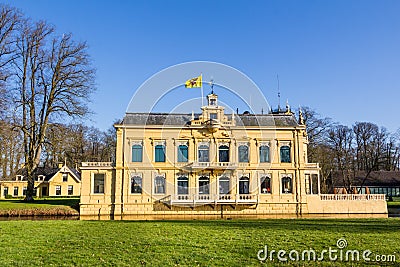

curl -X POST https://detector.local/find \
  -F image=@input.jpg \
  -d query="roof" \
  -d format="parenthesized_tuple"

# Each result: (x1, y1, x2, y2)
(332, 171, 400, 187)
(121, 112, 300, 127)
(4, 165, 81, 182)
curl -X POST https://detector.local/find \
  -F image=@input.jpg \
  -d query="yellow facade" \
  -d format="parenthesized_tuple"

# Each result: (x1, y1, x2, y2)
(80, 93, 387, 219)
(0, 164, 81, 198)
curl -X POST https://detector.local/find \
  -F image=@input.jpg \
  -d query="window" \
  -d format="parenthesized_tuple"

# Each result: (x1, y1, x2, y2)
(3, 187, 8, 197)
(16, 175, 23, 181)
(198, 144, 209, 162)
(210, 113, 217, 120)
(259, 145, 270, 163)
(219, 145, 229, 162)
(280, 146, 291, 163)
(38, 175, 45, 181)
(177, 145, 188, 162)
(93, 174, 105, 194)
(305, 174, 311, 194)
(23, 187, 27, 196)
(154, 176, 165, 194)
(177, 176, 189, 195)
(155, 145, 165, 162)
(198, 176, 210, 195)
(68, 185, 73, 195)
(260, 176, 271, 194)
(311, 174, 319, 194)
(63, 173, 68, 182)
(238, 145, 249, 163)
(219, 176, 230, 194)
(55, 185, 61, 196)
(239, 177, 250, 194)
(131, 176, 142, 194)
(282, 176, 292, 193)
(132, 144, 143, 162)
(13, 187, 18, 196)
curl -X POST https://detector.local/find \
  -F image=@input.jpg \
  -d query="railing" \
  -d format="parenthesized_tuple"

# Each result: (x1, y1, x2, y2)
(320, 194, 386, 201)
(191, 162, 237, 169)
(163, 194, 258, 205)
(81, 162, 114, 167)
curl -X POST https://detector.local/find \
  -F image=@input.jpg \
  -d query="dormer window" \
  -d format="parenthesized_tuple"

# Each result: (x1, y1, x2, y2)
(16, 175, 23, 181)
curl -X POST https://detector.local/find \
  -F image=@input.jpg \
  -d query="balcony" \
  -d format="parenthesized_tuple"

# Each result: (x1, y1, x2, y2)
(81, 162, 115, 169)
(160, 194, 258, 206)
(320, 194, 386, 201)
(190, 162, 237, 170)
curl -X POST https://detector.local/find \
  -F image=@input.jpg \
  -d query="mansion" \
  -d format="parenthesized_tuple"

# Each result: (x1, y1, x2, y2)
(80, 92, 387, 219)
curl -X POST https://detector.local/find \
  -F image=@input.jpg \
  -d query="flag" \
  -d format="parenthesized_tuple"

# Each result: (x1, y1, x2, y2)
(185, 75, 202, 88)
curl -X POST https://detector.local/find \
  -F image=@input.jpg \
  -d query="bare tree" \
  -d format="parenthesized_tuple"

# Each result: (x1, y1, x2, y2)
(12, 19, 95, 201)
(328, 125, 355, 192)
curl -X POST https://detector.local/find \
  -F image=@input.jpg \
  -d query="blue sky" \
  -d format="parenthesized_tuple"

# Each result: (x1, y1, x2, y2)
(3, 0, 400, 133)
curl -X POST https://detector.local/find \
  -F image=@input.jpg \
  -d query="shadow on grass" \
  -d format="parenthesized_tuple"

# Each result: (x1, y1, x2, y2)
(102, 218, 400, 234)
(0, 198, 80, 211)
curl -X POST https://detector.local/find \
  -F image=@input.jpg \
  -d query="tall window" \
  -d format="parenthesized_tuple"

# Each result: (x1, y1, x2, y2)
(63, 173, 68, 182)
(219, 145, 229, 162)
(155, 145, 165, 162)
(132, 144, 143, 162)
(177, 145, 188, 162)
(238, 145, 249, 162)
(154, 176, 166, 194)
(311, 174, 319, 194)
(239, 177, 250, 194)
(282, 176, 292, 193)
(131, 176, 142, 194)
(13, 187, 18, 196)
(259, 145, 270, 163)
(198, 144, 209, 162)
(93, 174, 105, 194)
(305, 174, 311, 194)
(177, 176, 189, 195)
(55, 185, 61, 196)
(3, 187, 8, 197)
(23, 187, 27, 196)
(260, 176, 271, 194)
(198, 176, 210, 195)
(68, 185, 74, 195)
(219, 176, 230, 194)
(280, 146, 291, 163)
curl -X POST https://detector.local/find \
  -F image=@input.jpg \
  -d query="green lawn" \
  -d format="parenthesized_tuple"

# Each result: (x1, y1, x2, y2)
(0, 219, 398, 266)
(0, 198, 79, 216)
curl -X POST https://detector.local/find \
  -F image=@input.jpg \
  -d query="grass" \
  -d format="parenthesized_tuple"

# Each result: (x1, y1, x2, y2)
(0, 198, 79, 216)
(0, 219, 398, 266)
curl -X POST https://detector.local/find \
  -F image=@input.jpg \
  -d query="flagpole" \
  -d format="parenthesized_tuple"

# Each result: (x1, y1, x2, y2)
(201, 73, 204, 106)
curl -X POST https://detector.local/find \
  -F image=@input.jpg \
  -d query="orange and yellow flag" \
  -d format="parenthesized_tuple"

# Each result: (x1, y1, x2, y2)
(185, 75, 202, 88)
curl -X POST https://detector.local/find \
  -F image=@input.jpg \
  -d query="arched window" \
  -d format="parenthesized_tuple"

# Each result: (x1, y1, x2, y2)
(177, 145, 188, 162)
(198, 144, 209, 162)
(281, 176, 292, 194)
(259, 145, 270, 163)
(239, 176, 250, 194)
(155, 145, 165, 162)
(177, 176, 189, 195)
(280, 146, 291, 163)
(154, 176, 166, 194)
(219, 176, 230, 194)
(260, 176, 271, 194)
(131, 176, 142, 194)
(238, 145, 249, 162)
(132, 145, 143, 162)
(198, 176, 210, 195)
(219, 145, 229, 162)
